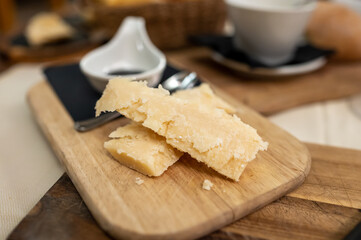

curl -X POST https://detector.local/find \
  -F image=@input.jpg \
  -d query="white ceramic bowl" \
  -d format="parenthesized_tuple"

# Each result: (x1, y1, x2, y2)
(226, 0, 316, 66)
(80, 17, 166, 92)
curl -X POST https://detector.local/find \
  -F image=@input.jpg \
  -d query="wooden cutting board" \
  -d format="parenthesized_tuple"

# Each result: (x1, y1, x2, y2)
(26, 79, 311, 240)
(8, 143, 361, 240)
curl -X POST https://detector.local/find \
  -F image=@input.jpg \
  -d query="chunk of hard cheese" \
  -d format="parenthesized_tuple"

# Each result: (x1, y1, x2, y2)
(103, 84, 235, 177)
(96, 79, 268, 181)
(104, 122, 183, 177)
(172, 84, 235, 114)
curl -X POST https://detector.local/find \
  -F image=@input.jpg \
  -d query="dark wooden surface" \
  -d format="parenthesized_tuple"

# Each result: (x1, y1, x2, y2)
(8, 143, 361, 240)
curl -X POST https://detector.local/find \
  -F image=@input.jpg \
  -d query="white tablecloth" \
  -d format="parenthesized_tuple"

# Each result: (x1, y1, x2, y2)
(269, 99, 361, 150)
(0, 64, 64, 240)
(0, 64, 360, 239)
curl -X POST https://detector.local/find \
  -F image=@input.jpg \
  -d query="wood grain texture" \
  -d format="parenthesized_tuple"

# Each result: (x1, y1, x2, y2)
(167, 47, 361, 115)
(288, 144, 361, 209)
(206, 196, 361, 240)
(8, 144, 361, 240)
(26, 80, 311, 240)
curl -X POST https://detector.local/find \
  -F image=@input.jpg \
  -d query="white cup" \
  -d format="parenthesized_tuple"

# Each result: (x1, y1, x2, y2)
(225, 0, 316, 66)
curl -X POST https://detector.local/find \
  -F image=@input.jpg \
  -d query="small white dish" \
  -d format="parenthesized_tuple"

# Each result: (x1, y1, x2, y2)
(80, 16, 166, 92)
(212, 51, 327, 77)
(225, 0, 316, 66)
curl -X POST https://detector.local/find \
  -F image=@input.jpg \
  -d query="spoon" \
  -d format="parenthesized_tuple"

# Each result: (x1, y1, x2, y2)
(74, 71, 199, 132)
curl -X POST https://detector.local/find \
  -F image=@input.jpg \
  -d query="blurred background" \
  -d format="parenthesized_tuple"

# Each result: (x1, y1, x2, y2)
(0, 0, 227, 67)
(2, 0, 361, 65)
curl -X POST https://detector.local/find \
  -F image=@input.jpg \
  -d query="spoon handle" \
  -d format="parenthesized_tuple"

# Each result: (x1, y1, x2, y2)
(74, 112, 122, 132)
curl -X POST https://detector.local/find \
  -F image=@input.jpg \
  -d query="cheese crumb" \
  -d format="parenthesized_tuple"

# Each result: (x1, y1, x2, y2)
(202, 179, 213, 191)
(135, 177, 144, 185)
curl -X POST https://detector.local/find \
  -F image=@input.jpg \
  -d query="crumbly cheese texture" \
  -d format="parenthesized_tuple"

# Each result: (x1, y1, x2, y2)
(103, 84, 233, 177)
(172, 84, 235, 114)
(202, 179, 213, 190)
(104, 122, 183, 177)
(96, 79, 268, 181)
(26, 12, 74, 46)
(135, 177, 144, 185)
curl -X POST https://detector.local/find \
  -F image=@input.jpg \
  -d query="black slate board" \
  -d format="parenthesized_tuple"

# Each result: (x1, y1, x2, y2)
(43, 64, 182, 121)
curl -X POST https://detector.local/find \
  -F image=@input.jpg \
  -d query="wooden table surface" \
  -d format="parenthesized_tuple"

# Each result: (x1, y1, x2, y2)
(7, 143, 361, 240)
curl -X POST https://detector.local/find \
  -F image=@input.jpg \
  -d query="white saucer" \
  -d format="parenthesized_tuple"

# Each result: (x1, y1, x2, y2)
(212, 52, 327, 77)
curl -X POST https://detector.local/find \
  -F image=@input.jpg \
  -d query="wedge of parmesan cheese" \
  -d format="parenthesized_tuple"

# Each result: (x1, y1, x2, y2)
(104, 122, 183, 177)
(103, 84, 234, 177)
(97, 79, 268, 181)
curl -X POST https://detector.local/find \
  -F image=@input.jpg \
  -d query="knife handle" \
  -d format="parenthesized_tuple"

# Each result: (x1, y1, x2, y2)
(74, 112, 122, 132)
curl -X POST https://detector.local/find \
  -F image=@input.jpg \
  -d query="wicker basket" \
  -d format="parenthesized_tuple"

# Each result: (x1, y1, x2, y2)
(80, 0, 226, 49)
